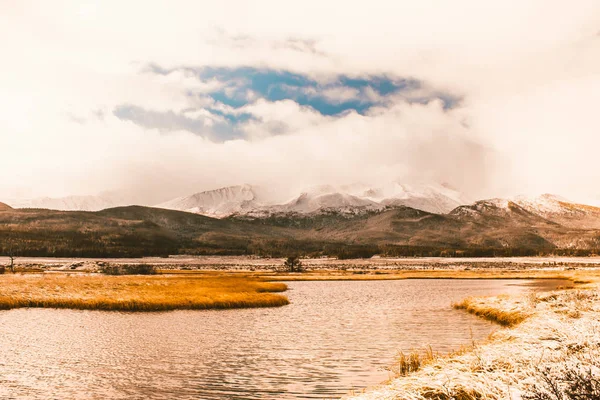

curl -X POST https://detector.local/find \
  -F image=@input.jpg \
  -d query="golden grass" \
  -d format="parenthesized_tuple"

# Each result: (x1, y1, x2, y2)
(453, 297, 528, 326)
(389, 347, 438, 377)
(260, 268, 588, 282)
(0, 273, 289, 311)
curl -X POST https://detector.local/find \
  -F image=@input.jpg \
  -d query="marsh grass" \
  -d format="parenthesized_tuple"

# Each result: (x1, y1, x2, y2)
(452, 297, 528, 326)
(389, 346, 439, 377)
(0, 273, 289, 311)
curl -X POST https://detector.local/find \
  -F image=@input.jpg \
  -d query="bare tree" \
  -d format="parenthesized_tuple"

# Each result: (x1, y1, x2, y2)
(8, 253, 15, 274)
(4, 236, 15, 273)
(283, 256, 303, 273)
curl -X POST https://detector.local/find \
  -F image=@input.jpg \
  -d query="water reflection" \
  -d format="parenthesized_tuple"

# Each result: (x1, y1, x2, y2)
(0, 279, 561, 399)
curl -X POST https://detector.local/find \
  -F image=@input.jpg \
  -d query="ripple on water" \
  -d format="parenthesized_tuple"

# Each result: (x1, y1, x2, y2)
(0, 279, 562, 399)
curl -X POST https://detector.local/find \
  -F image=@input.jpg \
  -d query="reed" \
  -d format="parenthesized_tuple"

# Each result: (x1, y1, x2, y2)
(389, 346, 438, 377)
(0, 273, 289, 311)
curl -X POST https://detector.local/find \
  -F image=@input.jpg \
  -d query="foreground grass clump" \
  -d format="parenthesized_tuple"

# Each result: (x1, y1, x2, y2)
(453, 296, 529, 326)
(0, 273, 289, 311)
(389, 347, 439, 377)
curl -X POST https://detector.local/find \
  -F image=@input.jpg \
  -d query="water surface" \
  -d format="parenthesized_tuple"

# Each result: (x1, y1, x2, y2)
(0, 279, 560, 399)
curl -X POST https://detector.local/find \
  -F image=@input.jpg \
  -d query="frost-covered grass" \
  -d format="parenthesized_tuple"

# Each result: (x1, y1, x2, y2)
(346, 287, 600, 400)
(0, 274, 289, 311)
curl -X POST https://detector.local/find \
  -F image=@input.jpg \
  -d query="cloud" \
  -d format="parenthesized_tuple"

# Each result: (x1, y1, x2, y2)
(1, 0, 600, 204)
(112, 105, 246, 141)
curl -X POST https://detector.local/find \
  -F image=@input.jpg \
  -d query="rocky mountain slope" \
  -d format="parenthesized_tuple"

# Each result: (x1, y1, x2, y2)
(156, 184, 264, 217)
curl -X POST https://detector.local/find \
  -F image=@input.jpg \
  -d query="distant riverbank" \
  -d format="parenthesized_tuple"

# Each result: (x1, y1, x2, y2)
(4, 254, 600, 273)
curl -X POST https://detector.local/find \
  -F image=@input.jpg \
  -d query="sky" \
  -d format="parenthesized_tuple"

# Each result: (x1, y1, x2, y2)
(1, 1, 600, 205)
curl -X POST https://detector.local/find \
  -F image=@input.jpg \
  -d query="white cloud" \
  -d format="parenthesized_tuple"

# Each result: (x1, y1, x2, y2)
(1, 0, 599, 203)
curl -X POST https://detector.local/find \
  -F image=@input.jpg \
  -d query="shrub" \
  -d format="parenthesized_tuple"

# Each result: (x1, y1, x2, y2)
(524, 365, 600, 400)
(100, 264, 157, 275)
(283, 256, 303, 273)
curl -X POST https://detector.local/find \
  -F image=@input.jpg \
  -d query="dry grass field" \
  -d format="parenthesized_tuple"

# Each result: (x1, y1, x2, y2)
(0, 273, 289, 311)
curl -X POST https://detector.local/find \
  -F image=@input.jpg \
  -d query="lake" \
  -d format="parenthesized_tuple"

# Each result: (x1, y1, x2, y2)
(0, 279, 562, 399)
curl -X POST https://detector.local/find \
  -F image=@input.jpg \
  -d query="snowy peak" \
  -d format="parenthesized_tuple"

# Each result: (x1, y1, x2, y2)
(374, 182, 468, 214)
(451, 194, 600, 229)
(156, 184, 264, 217)
(513, 194, 600, 228)
(281, 191, 382, 214)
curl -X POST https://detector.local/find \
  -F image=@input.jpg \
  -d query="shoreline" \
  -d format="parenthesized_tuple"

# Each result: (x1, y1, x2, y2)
(345, 279, 599, 399)
(5, 255, 600, 272)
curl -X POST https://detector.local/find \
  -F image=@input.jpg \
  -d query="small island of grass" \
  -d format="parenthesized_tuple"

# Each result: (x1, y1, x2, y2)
(0, 273, 289, 311)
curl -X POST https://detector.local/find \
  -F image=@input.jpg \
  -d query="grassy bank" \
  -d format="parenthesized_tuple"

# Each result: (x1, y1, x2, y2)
(346, 284, 600, 399)
(0, 273, 289, 311)
(261, 268, 599, 283)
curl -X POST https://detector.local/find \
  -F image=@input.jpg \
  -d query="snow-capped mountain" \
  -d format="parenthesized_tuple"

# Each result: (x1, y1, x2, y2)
(3, 181, 469, 216)
(451, 194, 600, 230)
(156, 182, 470, 218)
(361, 182, 468, 214)
(156, 184, 266, 217)
(7, 194, 129, 212)
(514, 194, 600, 229)
(515, 194, 579, 216)
(278, 191, 382, 214)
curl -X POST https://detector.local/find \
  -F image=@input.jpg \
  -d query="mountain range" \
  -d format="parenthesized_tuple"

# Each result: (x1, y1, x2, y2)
(6, 182, 470, 216)
(2, 184, 600, 258)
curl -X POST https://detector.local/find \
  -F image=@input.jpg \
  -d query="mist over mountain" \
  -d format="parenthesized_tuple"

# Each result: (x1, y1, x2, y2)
(8, 182, 470, 216)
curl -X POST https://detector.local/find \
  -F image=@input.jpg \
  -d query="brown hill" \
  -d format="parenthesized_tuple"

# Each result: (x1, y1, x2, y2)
(1, 200, 600, 258)
(0, 202, 13, 211)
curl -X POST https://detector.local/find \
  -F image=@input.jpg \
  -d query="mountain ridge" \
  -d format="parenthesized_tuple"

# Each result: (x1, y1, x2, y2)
(5, 182, 471, 217)
(1, 198, 600, 258)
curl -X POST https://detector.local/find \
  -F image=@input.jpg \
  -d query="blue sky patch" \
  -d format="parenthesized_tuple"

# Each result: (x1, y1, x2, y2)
(118, 65, 459, 141)
(185, 66, 422, 115)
